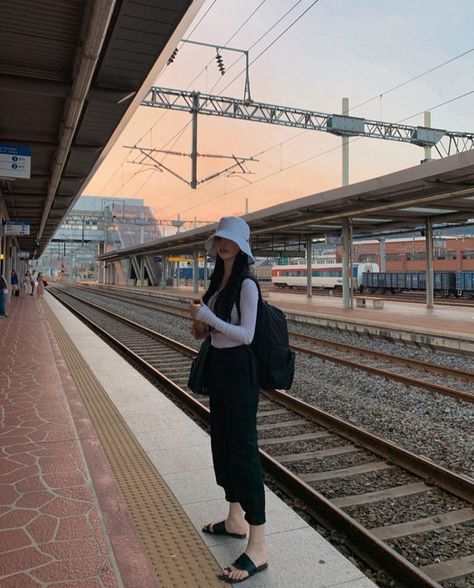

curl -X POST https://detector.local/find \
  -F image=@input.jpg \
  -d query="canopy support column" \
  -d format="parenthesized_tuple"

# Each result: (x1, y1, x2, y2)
(306, 234, 312, 300)
(192, 246, 199, 294)
(425, 218, 434, 308)
(342, 219, 353, 309)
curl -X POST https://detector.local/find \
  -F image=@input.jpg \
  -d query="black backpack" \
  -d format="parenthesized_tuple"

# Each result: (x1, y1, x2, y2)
(237, 275, 295, 390)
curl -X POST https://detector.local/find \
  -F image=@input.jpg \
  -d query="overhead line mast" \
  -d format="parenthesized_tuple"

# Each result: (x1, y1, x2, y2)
(142, 87, 474, 162)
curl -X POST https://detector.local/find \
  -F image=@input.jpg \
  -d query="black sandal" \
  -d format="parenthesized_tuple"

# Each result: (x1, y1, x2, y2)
(218, 552, 268, 584)
(202, 520, 246, 539)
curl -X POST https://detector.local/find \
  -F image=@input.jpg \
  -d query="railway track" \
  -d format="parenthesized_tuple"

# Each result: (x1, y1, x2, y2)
(72, 284, 474, 404)
(50, 286, 474, 588)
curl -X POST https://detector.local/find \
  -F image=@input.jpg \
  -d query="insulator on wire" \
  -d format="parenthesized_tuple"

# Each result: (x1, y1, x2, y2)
(215, 53, 225, 75)
(167, 48, 178, 65)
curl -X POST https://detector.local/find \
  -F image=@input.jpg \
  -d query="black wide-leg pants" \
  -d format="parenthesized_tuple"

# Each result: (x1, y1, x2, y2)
(207, 345, 265, 526)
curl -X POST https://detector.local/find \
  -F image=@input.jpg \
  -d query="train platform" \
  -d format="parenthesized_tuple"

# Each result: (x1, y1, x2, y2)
(91, 283, 474, 354)
(0, 292, 377, 587)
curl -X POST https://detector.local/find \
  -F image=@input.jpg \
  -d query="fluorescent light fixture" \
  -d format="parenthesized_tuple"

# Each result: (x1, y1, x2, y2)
(117, 92, 136, 105)
(401, 207, 457, 214)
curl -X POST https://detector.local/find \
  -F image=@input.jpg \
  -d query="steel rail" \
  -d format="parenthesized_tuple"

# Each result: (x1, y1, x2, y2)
(290, 331, 474, 382)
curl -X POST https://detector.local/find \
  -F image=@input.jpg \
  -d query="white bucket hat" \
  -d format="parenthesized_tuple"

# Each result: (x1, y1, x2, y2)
(205, 216, 255, 263)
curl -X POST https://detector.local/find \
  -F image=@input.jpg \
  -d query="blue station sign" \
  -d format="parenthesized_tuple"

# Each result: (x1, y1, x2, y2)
(0, 144, 31, 179)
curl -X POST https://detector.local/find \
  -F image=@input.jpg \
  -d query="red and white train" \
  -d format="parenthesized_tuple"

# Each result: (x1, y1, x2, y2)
(271, 263, 379, 289)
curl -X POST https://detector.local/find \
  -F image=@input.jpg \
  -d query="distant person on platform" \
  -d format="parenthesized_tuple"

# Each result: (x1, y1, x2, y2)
(0, 274, 8, 317)
(36, 273, 47, 298)
(30, 270, 36, 296)
(22, 272, 30, 295)
(10, 269, 19, 297)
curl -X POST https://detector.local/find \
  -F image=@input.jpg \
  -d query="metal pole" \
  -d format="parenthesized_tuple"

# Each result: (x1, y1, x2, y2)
(424, 111, 432, 161)
(341, 98, 352, 309)
(193, 246, 199, 294)
(379, 237, 386, 272)
(191, 92, 199, 189)
(139, 255, 144, 287)
(306, 234, 312, 300)
(204, 253, 208, 289)
(342, 220, 351, 309)
(342, 97, 350, 187)
(425, 218, 434, 308)
(161, 257, 167, 289)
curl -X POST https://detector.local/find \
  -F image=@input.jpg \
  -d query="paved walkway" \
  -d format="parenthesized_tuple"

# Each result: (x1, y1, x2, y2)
(0, 294, 157, 587)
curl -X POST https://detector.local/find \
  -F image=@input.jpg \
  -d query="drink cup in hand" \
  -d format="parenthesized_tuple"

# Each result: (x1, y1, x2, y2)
(191, 299, 208, 339)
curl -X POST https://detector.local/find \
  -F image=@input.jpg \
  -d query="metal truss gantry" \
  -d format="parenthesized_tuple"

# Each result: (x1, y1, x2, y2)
(142, 87, 474, 164)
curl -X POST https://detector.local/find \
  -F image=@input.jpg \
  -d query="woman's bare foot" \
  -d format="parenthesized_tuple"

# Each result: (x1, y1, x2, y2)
(202, 518, 247, 538)
(221, 547, 268, 583)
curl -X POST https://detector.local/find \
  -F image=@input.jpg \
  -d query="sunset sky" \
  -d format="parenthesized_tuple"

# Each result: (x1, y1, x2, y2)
(84, 0, 474, 227)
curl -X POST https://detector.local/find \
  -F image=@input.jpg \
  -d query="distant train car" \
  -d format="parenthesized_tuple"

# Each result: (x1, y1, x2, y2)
(178, 266, 205, 280)
(272, 263, 379, 289)
(253, 264, 273, 282)
(456, 271, 474, 297)
(362, 271, 457, 295)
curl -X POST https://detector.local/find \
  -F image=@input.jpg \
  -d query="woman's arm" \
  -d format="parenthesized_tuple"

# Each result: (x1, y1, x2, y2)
(196, 279, 258, 345)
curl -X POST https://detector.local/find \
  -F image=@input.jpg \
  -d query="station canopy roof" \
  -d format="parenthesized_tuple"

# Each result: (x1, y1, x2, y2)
(0, 0, 203, 257)
(99, 148, 474, 261)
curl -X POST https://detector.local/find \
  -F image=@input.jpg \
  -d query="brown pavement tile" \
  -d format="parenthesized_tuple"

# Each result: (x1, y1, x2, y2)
(0, 465, 40, 484)
(15, 474, 45, 493)
(38, 454, 86, 475)
(55, 486, 94, 502)
(42, 471, 88, 489)
(0, 509, 38, 528)
(0, 528, 31, 551)
(0, 546, 52, 577)
(51, 580, 102, 588)
(26, 514, 58, 543)
(56, 516, 97, 541)
(0, 484, 19, 505)
(8, 453, 37, 467)
(31, 440, 78, 457)
(40, 496, 94, 517)
(16, 491, 54, 509)
(30, 555, 110, 583)
(0, 572, 42, 587)
(40, 538, 101, 560)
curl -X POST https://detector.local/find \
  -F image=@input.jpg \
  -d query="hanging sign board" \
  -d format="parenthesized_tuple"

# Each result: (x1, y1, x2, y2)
(0, 144, 31, 179)
(325, 231, 341, 246)
(4, 220, 31, 236)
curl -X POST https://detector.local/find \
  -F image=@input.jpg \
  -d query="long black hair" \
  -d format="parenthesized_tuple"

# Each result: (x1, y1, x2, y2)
(202, 251, 252, 322)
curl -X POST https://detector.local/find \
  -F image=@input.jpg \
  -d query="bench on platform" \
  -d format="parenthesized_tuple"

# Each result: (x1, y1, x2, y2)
(356, 297, 384, 309)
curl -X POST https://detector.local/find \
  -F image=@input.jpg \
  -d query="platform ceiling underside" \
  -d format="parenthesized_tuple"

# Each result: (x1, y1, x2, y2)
(99, 149, 474, 261)
(0, 0, 197, 255)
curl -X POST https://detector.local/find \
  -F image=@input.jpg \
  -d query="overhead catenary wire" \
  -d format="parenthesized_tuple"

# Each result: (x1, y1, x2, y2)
(349, 47, 474, 113)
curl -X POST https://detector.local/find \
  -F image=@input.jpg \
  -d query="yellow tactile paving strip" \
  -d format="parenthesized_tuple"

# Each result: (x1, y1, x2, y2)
(44, 303, 223, 587)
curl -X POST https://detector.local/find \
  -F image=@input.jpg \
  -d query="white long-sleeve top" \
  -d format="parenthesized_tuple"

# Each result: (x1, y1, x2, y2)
(196, 278, 258, 348)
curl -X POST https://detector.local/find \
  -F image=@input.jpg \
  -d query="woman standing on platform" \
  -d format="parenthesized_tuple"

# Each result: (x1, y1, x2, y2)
(0, 274, 8, 317)
(189, 216, 268, 584)
(36, 272, 47, 298)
